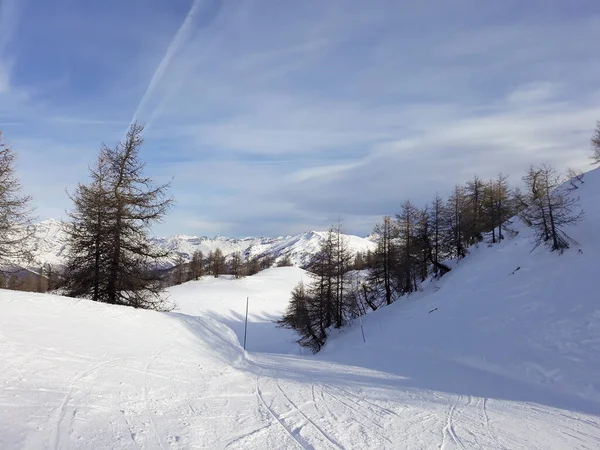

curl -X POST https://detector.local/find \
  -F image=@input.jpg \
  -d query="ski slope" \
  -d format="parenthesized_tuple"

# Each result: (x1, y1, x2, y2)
(1, 169, 599, 449)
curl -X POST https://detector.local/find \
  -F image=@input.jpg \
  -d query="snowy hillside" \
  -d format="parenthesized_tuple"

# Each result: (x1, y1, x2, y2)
(1, 168, 599, 449)
(24, 222, 375, 269)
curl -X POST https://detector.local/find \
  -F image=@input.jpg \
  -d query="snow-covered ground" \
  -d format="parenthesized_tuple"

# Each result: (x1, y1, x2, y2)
(1, 169, 599, 449)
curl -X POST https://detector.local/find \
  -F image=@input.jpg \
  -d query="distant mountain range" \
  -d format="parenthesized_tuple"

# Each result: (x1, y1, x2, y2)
(25, 219, 376, 269)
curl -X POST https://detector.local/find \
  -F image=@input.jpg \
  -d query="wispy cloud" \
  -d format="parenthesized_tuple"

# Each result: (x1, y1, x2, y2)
(130, 0, 204, 128)
(0, 0, 18, 55)
(0, 0, 18, 94)
(4, 1, 600, 237)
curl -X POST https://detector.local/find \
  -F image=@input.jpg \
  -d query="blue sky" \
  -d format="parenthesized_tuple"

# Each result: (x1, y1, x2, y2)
(1, 0, 599, 237)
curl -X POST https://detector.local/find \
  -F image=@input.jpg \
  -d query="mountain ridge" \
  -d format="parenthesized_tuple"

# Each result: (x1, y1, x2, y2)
(26, 220, 376, 269)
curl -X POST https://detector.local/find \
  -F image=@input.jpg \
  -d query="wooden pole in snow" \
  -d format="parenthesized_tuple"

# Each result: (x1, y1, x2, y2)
(359, 315, 366, 343)
(243, 297, 249, 350)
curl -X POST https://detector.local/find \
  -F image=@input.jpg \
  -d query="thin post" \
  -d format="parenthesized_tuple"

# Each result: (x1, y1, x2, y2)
(243, 297, 249, 350)
(359, 315, 366, 343)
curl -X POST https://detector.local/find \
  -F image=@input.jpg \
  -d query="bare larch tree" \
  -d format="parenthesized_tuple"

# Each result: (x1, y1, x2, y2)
(520, 164, 583, 252)
(0, 132, 34, 269)
(64, 123, 173, 309)
(591, 120, 600, 165)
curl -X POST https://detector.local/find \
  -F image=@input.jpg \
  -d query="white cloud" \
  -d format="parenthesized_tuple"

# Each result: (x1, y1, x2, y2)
(6, 1, 600, 237)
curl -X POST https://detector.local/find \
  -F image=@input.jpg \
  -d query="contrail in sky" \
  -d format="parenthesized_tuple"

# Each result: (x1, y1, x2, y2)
(0, 0, 19, 56)
(129, 0, 203, 129)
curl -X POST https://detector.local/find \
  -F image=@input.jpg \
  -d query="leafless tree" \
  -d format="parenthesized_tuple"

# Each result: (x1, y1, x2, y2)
(591, 120, 600, 165)
(367, 216, 398, 306)
(189, 249, 204, 280)
(416, 199, 451, 277)
(395, 200, 421, 294)
(211, 248, 225, 278)
(520, 164, 583, 252)
(172, 253, 187, 285)
(464, 174, 486, 244)
(64, 123, 173, 309)
(276, 254, 293, 267)
(0, 132, 34, 269)
(567, 167, 585, 190)
(245, 255, 261, 276)
(443, 185, 468, 259)
(230, 251, 245, 278)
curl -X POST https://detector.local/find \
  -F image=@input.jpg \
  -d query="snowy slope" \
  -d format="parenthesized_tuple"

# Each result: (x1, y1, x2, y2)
(0, 291, 266, 449)
(169, 267, 308, 354)
(1, 168, 599, 449)
(24, 223, 375, 269)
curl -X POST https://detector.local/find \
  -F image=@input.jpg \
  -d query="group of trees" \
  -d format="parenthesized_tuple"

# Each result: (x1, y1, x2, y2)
(280, 161, 586, 352)
(0, 120, 599, 312)
(363, 172, 515, 308)
(278, 224, 355, 352)
(170, 248, 285, 286)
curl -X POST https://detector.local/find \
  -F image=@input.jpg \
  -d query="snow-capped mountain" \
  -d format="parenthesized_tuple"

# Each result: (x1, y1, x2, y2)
(25, 221, 376, 269)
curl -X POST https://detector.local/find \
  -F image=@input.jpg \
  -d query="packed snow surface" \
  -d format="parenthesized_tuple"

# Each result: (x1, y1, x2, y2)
(1, 168, 600, 449)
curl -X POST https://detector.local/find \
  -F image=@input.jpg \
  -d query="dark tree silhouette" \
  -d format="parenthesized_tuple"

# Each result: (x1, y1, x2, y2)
(189, 250, 204, 280)
(0, 132, 34, 268)
(367, 216, 397, 306)
(591, 120, 600, 165)
(520, 164, 583, 252)
(64, 123, 173, 309)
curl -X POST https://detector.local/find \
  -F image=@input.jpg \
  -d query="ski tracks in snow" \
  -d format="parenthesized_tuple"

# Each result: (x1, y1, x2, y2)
(255, 375, 306, 449)
(441, 394, 467, 450)
(52, 357, 125, 450)
(252, 369, 411, 449)
(142, 344, 177, 450)
(275, 379, 344, 449)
